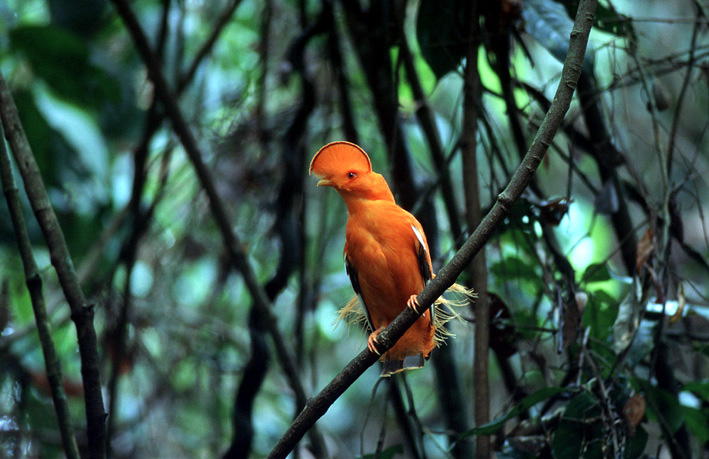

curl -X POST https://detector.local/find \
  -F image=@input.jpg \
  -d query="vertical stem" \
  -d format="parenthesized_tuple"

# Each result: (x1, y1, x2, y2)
(400, 33, 462, 242)
(0, 72, 107, 459)
(256, 0, 272, 145)
(461, 4, 490, 458)
(0, 120, 80, 459)
(324, 0, 358, 143)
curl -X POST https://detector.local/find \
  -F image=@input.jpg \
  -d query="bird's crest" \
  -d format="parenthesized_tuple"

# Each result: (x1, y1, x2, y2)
(309, 141, 372, 178)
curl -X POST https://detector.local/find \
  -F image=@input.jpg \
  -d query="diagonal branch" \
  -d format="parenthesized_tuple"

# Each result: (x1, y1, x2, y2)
(177, 0, 244, 92)
(268, 0, 597, 456)
(0, 72, 107, 459)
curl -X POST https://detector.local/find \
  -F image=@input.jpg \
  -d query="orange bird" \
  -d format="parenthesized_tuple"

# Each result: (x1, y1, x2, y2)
(309, 141, 469, 376)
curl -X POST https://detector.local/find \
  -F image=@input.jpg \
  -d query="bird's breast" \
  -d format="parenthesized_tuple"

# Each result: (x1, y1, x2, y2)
(344, 205, 425, 321)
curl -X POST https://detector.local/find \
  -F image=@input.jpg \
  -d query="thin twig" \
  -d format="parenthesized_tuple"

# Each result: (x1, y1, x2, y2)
(177, 0, 244, 92)
(665, 9, 700, 178)
(268, 0, 597, 456)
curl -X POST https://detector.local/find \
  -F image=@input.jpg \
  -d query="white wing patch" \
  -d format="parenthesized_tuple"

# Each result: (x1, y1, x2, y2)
(411, 224, 434, 321)
(411, 224, 426, 251)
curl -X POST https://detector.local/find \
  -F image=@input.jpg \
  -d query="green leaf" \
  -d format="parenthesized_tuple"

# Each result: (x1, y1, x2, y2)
(11, 90, 52, 164)
(11, 89, 80, 191)
(551, 391, 602, 459)
(489, 256, 539, 282)
(458, 386, 569, 438)
(645, 386, 684, 434)
(625, 424, 648, 459)
(415, 0, 467, 80)
(10, 25, 120, 109)
(560, 0, 637, 40)
(523, 0, 594, 73)
(48, 0, 108, 37)
(681, 405, 709, 443)
(682, 380, 709, 400)
(580, 262, 611, 284)
(588, 289, 617, 305)
(582, 289, 618, 345)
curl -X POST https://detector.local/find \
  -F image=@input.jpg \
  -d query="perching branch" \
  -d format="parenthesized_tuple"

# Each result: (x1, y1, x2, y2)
(0, 72, 107, 459)
(0, 118, 80, 459)
(268, 0, 597, 456)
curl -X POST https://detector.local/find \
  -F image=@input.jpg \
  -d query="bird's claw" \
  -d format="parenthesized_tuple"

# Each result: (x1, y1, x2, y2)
(407, 295, 420, 310)
(367, 327, 384, 355)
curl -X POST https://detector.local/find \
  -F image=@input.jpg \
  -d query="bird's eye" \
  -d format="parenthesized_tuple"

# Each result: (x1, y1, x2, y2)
(347, 172, 357, 179)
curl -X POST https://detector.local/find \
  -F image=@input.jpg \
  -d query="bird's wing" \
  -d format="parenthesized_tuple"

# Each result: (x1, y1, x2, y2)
(345, 253, 374, 332)
(410, 224, 434, 319)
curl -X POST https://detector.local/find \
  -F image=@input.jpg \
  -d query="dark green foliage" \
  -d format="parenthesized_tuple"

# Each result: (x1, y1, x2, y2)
(416, 0, 467, 80)
(579, 262, 611, 284)
(559, 0, 637, 39)
(10, 25, 120, 109)
(460, 386, 571, 437)
(645, 385, 685, 434)
(551, 391, 602, 458)
(362, 443, 404, 459)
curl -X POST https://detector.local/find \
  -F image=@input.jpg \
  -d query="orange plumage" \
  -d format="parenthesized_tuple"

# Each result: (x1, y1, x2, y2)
(310, 141, 456, 376)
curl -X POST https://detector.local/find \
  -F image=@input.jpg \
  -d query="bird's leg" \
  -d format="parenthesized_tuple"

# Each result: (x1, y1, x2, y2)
(367, 326, 385, 355)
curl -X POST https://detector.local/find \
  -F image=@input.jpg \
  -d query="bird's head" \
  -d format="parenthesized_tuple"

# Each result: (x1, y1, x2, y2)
(309, 142, 395, 202)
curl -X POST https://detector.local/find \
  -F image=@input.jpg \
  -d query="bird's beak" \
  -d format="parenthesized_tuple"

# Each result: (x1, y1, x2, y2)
(316, 178, 334, 187)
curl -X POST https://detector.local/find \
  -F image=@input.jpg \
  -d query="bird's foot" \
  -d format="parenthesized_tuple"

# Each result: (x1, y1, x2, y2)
(367, 327, 385, 355)
(406, 295, 420, 310)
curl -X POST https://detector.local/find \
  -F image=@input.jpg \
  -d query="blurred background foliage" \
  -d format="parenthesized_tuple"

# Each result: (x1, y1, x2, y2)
(0, 0, 708, 457)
